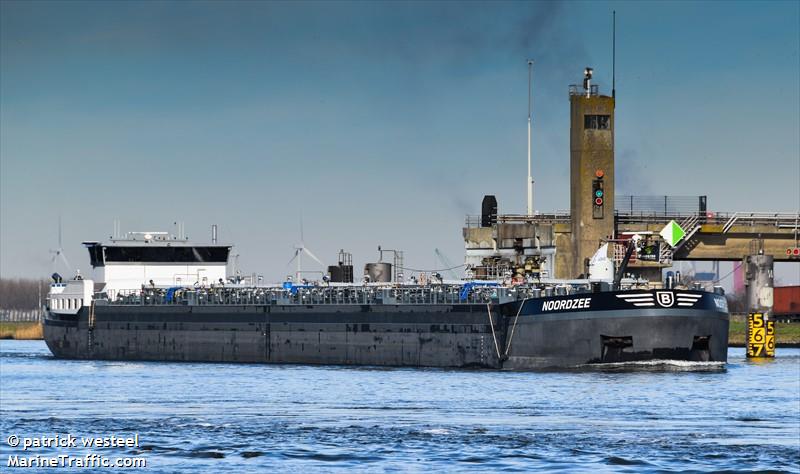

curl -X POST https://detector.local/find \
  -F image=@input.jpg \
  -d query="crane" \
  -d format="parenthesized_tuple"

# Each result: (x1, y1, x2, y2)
(434, 248, 460, 280)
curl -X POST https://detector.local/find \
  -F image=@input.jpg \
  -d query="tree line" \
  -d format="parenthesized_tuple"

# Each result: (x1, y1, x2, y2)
(0, 278, 49, 310)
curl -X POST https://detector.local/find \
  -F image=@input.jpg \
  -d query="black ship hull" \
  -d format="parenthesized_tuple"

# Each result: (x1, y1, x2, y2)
(43, 290, 729, 369)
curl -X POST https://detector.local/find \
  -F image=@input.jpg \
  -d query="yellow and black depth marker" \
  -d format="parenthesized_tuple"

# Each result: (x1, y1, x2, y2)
(747, 313, 775, 358)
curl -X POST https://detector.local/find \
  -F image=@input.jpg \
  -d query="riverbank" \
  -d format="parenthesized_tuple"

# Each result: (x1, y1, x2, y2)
(0, 322, 43, 340)
(728, 321, 800, 347)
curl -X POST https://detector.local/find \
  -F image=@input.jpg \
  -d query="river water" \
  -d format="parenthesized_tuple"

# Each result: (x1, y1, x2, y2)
(1, 340, 798, 472)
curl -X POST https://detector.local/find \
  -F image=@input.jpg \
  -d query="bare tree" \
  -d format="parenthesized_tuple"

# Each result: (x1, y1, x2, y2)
(0, 278, 49, 310)
(726, 292, 747, 313)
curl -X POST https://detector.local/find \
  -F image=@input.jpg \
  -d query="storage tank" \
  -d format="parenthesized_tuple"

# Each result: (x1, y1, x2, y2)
(341, 265, 354, 283)
(328, 265, 344, 282)
(364, 263, 392, 283)
(327, 264, 354, 283)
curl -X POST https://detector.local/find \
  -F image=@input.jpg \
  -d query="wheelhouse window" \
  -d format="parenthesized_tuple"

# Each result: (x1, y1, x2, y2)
(584, 114, 610, 130)
(103, 246, 230, 263)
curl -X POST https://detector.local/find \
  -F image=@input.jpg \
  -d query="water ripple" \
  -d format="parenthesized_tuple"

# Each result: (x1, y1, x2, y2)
(1, 341, 798, 473)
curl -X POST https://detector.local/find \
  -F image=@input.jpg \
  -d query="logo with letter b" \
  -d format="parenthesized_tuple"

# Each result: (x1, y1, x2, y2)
(656, 291, 674, 308)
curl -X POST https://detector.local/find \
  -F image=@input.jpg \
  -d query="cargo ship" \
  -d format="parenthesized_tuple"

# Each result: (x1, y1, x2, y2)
(42, 230, 729, 369)
(43, 67, 731, 368)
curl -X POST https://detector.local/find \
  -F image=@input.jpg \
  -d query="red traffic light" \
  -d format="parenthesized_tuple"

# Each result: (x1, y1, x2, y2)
(794, 248, 800, 256)
(595, 197, 603, 206)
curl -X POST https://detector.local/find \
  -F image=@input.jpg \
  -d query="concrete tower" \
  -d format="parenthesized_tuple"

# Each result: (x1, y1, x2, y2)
(569, 68, 615, 278)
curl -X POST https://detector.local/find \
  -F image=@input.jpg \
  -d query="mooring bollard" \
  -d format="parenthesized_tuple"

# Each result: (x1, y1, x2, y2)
(744, 251, 775, 358)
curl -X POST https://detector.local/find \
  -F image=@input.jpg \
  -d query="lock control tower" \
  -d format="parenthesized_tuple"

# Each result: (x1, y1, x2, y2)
(569, 68, 616, 277)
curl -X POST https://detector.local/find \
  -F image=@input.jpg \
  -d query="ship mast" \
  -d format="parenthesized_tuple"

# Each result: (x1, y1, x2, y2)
(527, 59, 534, 216)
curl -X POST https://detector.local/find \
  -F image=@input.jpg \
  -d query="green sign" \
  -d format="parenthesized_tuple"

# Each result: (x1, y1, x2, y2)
(659, 220, 686, 247)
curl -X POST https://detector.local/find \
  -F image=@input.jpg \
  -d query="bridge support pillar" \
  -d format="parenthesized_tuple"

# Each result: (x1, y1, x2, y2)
(744, 254, 775, 358)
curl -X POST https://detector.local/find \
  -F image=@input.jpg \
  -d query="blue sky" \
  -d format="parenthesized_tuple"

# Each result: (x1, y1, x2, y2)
(1, 0, 798, 285)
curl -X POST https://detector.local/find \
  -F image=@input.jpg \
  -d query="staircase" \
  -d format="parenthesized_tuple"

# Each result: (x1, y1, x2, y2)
(673, 214, 703, 254)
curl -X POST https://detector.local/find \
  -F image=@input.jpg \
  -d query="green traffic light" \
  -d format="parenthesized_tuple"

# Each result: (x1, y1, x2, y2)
(595, 190, 603, 198)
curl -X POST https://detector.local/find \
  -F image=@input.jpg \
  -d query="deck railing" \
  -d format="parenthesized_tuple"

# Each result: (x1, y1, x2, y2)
(101, 283, 597, 307)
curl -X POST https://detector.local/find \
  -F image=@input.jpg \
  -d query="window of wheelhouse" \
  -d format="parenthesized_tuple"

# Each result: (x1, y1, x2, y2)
(584, 114, 610, 130)
(103, 246, 229, 263)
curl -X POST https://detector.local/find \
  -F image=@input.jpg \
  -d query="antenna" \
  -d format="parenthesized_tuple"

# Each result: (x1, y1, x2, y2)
(612, 10, 616, 100)
(527, 59, 534, 216)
